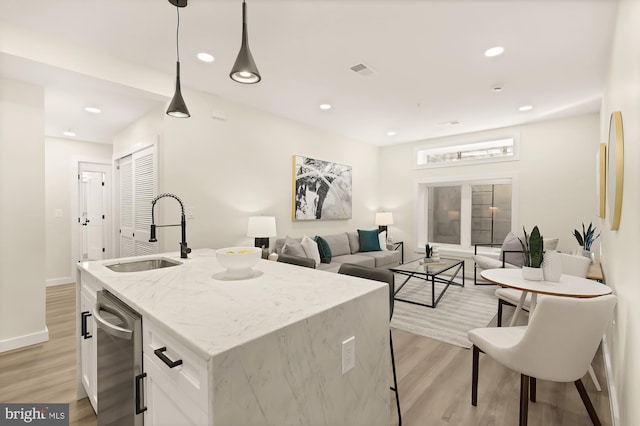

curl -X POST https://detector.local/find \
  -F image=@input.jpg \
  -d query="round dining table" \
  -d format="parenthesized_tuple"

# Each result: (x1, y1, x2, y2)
(481, 268, 612, 326)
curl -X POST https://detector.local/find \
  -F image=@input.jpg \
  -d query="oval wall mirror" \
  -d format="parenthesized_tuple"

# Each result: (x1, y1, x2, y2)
(607, 111, 624, 230)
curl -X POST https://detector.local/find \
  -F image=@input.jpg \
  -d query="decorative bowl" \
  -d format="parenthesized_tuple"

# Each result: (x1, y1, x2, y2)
(216, 247, 262, 279)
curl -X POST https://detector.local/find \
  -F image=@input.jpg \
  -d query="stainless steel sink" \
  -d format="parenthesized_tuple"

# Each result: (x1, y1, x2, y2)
(105, 258, 182, 273)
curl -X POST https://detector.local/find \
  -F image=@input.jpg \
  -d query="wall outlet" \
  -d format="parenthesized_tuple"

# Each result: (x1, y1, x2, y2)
(342, 336, 356, 374)
(187, 207, 196, 219)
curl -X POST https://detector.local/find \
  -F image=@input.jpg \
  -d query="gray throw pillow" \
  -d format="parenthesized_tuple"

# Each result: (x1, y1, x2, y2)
(282, 237, 307, 258)
(501, 232, 525, 267)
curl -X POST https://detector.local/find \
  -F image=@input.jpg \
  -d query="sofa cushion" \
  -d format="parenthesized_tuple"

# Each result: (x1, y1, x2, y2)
(329, 254, 376, 268)
(358, 229, 381, 252)
(282, 236, 307, 258)
(321, 233, 351, 257)
(301, 235, 321, 266)
(473, 254, 520, 270)
(315, 236, 332, 263)
(275, 236, 301, 255)
(346, 231, 360, 254)
(358, 250, 401, 268)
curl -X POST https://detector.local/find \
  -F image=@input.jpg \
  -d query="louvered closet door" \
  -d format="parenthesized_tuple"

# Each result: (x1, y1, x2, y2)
(118, 145, 158, 257)
(132, 147, 157, 255)
(119, 156, 135, 257)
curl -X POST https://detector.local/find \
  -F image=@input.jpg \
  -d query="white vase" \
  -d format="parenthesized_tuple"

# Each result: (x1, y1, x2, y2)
(522, 266, 544, 281)
(542, 250, 562, 282)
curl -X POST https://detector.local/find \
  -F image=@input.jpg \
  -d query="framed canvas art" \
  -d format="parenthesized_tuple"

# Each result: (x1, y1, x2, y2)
(292, 155, 352, 220)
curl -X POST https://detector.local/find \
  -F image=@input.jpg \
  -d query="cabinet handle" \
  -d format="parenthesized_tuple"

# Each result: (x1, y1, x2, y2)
(135, 372, 147, 414)
(154, 346, 183, 368)
(80, 311, 93, 339)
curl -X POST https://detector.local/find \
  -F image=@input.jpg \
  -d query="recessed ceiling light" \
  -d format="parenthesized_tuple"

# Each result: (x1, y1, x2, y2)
(196, 52, 215, 63)
(84, 106, 101, 114)
(319, 103, 332, 110)
(63, 130, 76, 137)
(484, 46, 505, 57)
(519, 105, 533, 112)
(387, 131, 396, 136)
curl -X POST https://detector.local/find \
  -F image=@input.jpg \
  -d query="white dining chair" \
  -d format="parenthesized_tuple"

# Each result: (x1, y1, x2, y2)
(469, 294, 616, 426)
(495, 253, 592, 326)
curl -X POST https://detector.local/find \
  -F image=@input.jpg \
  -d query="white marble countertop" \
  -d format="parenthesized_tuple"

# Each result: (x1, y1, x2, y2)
(78, 248, 387, 360)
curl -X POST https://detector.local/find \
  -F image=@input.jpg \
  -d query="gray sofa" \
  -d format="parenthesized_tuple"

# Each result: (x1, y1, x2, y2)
(273, 231, 401, 273)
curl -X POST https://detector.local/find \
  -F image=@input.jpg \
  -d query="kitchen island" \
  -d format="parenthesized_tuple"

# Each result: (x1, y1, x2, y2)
(76, 248, 390, 425)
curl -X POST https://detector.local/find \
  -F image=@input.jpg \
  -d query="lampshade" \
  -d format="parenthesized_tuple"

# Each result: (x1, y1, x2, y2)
(166, 62, 190, 117)
(230, 0, 261, 84)
(166, 1, 190, 118)
(375, 212, 394, 226)
(247, 216, 277, 237)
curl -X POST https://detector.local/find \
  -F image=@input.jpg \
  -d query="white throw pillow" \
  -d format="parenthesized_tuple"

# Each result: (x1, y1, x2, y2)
(378, 231, 389, 251)
(301, 235, 321, 266)
(282, 236, 307, 258)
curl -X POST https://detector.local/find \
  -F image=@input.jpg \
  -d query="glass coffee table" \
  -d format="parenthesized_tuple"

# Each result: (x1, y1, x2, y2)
(390, 257, 465, 308)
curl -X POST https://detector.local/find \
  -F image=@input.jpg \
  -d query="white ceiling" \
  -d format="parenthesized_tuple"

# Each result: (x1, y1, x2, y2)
(0, 0, 618, 145)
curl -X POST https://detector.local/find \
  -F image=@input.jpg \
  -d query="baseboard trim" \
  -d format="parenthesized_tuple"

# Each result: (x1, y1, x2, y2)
(602, 334, 620, 426)
(46, 277, 75, 287)
(0, 327, 49, 353)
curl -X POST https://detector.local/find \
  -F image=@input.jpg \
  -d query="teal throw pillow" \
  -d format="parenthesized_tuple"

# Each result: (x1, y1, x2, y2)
(358, 229, 381, 252)
(315, 236, 332, 263)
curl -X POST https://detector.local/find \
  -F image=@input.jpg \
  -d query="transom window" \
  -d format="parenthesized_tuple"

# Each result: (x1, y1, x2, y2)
(415, 137, 518, 168)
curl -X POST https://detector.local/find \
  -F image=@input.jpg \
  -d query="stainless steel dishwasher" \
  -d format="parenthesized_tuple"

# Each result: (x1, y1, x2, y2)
(94, 290, 145, 426)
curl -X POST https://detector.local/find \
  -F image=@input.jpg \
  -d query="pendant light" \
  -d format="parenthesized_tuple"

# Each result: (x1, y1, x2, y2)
(230, 0, 261, 84)
(166, 0, 190, 118)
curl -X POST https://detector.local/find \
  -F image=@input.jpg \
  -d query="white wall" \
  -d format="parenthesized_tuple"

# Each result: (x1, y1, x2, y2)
(600, 0, 640, 424)
(0, 77, 47, 352)
(45, 137, 112, 284)
(379, 113, 601, 258)
(114, 88, 380, 253)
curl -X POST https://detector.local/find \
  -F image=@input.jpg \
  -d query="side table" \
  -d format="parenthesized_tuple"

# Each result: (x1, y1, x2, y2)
(390, 241, 404, 264)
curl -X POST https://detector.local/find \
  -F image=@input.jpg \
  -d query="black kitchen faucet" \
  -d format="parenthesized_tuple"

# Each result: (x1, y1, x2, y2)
(149, 193, 191, 259)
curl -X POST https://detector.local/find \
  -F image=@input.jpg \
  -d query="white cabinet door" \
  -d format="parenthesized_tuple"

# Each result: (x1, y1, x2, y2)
(80, 290, 97, 413)
(143, 353, 207, 426)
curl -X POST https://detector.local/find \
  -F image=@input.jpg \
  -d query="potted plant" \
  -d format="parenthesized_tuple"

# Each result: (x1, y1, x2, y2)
(573, 222, 600, 257)
(519, 226, 544, 280)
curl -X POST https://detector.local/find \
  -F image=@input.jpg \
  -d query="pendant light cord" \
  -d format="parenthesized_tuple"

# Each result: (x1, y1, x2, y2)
(175, 6, 181, 62)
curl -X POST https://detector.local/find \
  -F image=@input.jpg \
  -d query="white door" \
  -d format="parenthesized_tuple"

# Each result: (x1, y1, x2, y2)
(78, 163, 112, 262)
(117, 145, 158, 257)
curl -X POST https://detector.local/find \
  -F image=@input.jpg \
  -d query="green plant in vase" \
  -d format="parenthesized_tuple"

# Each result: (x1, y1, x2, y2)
(518, 226, 544, 280)
(573, 222, 600, 254)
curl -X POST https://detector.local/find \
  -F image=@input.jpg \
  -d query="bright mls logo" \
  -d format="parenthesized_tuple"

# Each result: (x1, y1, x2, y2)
(0, 404, 68, 425)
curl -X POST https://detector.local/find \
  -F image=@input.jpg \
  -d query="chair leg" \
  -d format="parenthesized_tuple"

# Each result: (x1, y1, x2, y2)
(472, 345, 479, 406)
(530, 377, 536, 402)
(389, 331, 402, 426)
(575, 379, 601, 426)
(497, 299, 504, 327)
(520, 374, 529, 426)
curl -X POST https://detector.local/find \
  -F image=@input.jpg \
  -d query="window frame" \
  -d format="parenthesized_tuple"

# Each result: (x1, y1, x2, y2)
(413, 134, 520, 169)
(414, 173, 519, 252)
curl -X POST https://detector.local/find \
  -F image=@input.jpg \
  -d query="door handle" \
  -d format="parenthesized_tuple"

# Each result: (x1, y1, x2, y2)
(154, 347, 183, 368)
(94, 304, 133, 340)
(135, 373, 147, 414)
(80, 311, 93, 339)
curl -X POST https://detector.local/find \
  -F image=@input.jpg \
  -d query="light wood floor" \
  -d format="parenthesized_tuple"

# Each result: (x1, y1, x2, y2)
(0, 284, 610, 426)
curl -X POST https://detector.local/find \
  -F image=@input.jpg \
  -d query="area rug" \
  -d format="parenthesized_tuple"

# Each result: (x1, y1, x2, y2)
(390, 276, 498, 348)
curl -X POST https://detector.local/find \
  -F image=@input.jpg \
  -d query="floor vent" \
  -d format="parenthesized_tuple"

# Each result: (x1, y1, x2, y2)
(350, 62, 376, 76)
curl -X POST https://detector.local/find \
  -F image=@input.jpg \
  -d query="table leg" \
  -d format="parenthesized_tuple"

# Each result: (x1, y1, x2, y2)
(509, 291, 528, 327)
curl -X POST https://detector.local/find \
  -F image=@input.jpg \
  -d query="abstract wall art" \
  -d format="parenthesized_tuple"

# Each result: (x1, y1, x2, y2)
(292, 155, 352, 220)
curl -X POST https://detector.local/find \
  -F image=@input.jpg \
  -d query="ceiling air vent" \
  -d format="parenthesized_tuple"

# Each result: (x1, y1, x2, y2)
(350, 62, 376, 76)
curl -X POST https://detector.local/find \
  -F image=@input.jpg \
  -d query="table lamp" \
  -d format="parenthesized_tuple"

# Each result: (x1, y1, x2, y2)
(247, 216, 277, 255)
(375, 212, 394, 234)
